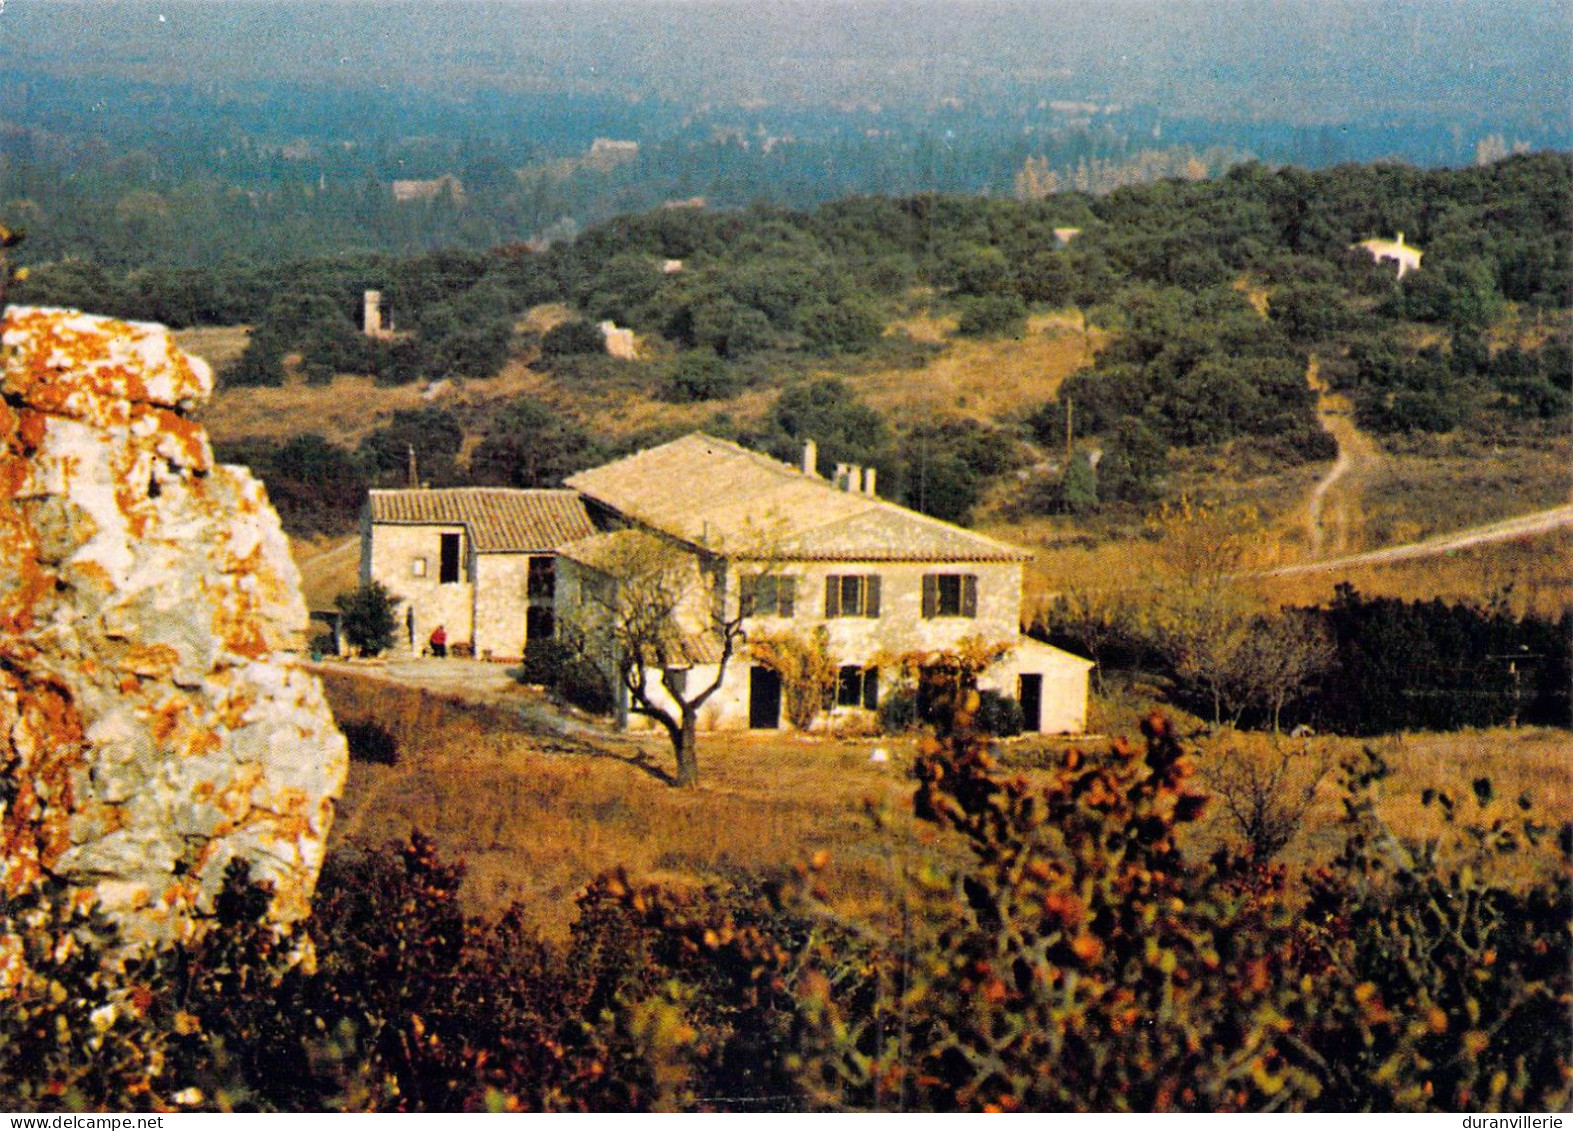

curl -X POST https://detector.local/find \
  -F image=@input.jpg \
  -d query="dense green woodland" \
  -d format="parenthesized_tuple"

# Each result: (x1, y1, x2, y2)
(15, 153, 1565, 524)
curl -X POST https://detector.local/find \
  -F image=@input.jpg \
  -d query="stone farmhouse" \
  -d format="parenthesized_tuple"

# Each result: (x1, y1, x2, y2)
(359, 433, 1092, 733)
(360, 487, 595, 660)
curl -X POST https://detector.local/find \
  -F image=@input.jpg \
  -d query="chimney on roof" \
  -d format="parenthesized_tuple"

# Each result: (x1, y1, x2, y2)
(407, 443, 419, 489)
(862, 466, 877, 496)
(802, 438, 818, 476)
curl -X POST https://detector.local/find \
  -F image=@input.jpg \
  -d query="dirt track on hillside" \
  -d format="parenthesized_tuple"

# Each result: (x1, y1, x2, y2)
(1263, 503, 1573, 577)
(1304, 357, 1385, 556)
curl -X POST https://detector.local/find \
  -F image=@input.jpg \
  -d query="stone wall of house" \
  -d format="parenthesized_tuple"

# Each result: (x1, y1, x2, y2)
(979, 643, 1093, 734)
(473, 553, 530, 660)
(742, 559, 1025, 660)
(364, 522, 475, 653)
(0, 306, 347, 945)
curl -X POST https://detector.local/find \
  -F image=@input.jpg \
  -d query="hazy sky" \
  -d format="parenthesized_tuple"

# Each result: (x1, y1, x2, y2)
(3, 0, 1565, 128)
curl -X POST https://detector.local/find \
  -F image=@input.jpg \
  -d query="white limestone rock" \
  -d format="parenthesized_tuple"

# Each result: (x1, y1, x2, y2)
(0, 306, 348, 941)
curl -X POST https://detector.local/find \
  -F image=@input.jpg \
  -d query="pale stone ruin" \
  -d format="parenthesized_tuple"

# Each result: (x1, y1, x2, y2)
(0, 306, 347, 948)
(600, 320, 639, 360)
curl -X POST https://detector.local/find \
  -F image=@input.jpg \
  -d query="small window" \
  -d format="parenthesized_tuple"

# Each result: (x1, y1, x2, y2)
(411, 556, 427, 578)
(527, 555, 555, 599)
(922, 573, 977, 618)
(824, 574, 881, 618)
(439, 532, 462, 584)
(837, 665, 879, 709)
(665, 667, 690, 696)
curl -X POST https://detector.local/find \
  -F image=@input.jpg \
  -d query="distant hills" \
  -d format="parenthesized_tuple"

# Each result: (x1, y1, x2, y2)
(1, 0, 1568, 268)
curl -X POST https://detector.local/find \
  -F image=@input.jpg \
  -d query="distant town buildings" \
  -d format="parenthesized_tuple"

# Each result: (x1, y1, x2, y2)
(391, 175, 465, 204)
(587, 139, 640, 169)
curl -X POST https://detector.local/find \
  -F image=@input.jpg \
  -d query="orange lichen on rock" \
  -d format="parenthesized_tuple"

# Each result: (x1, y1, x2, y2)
(0, 305, 347, 946)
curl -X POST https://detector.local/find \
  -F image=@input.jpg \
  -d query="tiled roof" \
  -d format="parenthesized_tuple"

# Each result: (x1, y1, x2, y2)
(367, 488, 595, 553)
(555, 528, 670, 572)
(566, 433, 1030, 563)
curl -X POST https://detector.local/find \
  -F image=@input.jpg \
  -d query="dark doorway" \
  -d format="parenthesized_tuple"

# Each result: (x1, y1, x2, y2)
(1018, 674, 1043, 733)
(749, 666, 782, 730)
(526, 605, 555, 643)
(439, 532, 461, 583)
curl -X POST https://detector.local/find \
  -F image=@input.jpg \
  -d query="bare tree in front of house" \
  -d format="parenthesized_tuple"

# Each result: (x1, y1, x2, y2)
(570, 531, 759, 787)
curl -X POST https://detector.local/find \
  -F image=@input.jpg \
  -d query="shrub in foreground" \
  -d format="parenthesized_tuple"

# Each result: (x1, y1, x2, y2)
(0, 700, 1566, 1111)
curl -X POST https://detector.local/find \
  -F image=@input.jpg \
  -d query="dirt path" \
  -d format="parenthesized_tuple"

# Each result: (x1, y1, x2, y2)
(1263, 503, 1573, 577)
(314, 656, 656, 752)
(1304, 357, 1385, 556)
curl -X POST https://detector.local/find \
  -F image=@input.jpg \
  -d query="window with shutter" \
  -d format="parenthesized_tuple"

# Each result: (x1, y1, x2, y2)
(840, 574, 863, 616)
(744, 574, 796, 617)
(924, 572, 978, 617)
(826, 575, 880, 618)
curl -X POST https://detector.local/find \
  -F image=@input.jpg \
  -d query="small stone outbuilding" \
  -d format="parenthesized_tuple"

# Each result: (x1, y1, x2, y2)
(361, 487, 595, 661)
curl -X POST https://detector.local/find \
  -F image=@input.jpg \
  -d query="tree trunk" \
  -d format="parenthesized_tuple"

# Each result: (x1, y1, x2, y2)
(673, 707, 700, 787)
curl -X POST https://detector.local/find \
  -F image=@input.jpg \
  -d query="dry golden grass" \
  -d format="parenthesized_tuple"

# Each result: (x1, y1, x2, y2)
(318, 669, 929, 940)
(1361, 439, 1572, 546)
(198, 372, 438, 445)
(316, 668, 1571, 941)
(1182, 725, 1573, 890)
(173, 325, 251, 371)
(291, 535, 362, 611)
(1254, 528, 1573, 617)
(853, 311, 1100, 423)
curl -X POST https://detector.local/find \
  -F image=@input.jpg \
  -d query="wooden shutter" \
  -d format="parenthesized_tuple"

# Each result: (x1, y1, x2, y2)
(825, 575, 840, 617)
(862, 667, 879, 710)
(864, 575, 881, 617)
(962, 573, 978, 618)
(778, 577, 796, 617)
(739, 573, 758, 615)
(921, 573, 938, 618)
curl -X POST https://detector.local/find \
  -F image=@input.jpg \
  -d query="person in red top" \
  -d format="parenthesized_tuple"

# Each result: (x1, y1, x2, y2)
(429, 624, 447, 658)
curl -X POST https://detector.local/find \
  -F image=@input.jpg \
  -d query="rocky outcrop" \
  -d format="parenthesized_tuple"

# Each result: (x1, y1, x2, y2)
(0, 306, 347, 943)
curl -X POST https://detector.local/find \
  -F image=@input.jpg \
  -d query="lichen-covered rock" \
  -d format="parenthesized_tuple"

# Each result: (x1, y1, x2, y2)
(0, 306, 348, 942)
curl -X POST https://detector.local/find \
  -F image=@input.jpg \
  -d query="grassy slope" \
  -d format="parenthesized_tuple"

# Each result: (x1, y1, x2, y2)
(184, 300, 1571, 614)
(319, 668, 1572, 939)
